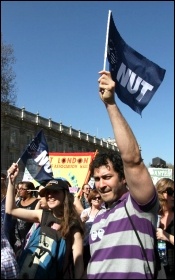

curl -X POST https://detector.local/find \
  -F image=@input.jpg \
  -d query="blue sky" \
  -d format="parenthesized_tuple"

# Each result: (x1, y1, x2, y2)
(1, 1, 174, 166)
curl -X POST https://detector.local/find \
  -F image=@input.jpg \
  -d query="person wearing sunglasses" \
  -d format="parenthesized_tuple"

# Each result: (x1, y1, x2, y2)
(6, 163, 85, 279)
(156, 178, 174, 279)
(80, 190, 104, 223)
(10, 181, 38, 258)
(80, 189, 104, 270)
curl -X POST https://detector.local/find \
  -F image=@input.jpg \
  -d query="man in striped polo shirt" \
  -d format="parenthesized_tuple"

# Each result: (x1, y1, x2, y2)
(86, 71, 159, 279)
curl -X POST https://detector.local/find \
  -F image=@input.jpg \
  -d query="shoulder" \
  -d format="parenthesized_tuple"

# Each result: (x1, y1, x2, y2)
(69, 218, 84, 236)
(30, 198, 38, 206)
(82, 207, 90, 214)
(41, 210, 56, 225)
(19, 198, 38, 209)
(24, 198, 38, 209)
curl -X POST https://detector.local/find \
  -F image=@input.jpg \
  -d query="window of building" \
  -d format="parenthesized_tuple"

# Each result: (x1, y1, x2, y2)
(10, 129, 18, 146)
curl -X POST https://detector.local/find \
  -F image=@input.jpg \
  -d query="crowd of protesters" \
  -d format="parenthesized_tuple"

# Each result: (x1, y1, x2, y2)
(1, 70, 174, 279)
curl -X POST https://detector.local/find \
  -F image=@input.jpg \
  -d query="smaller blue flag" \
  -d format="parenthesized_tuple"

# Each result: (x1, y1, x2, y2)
(20, 129, 53, 182)
(107, 11, 166, 115)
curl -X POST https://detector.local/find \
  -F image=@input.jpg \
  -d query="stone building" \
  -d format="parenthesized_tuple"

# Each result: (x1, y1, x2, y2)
(1, 104, 118, 179)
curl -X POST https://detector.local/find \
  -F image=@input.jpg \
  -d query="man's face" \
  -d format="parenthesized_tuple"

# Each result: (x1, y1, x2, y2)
(83, 185, 91, 195)
(93, 160, 125, 206)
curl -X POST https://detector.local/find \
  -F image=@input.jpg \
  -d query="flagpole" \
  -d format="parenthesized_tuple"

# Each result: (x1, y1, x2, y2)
(75, 149, 98, 198)
(16, 158, 21, 164)
(7, 157, 21, 178)
(84, 149, 98, 185)
(103, 10, 112, 70)
(7, 129, 44, 179)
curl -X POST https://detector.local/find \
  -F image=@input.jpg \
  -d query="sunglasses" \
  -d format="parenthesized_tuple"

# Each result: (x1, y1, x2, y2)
(92, 196, 101, 201)
(165, 188, 174, 196)
(17, 188, 28, 191)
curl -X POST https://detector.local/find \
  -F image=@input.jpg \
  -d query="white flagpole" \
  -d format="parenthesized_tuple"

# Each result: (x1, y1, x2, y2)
(7, 130, 43, 178)
(103, 10, 112, 70)
(16, 158, 21, 164)
(7, 157, 21, 178)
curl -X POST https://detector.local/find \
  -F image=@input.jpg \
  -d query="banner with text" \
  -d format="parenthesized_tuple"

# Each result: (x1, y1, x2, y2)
(148, 168, 173, 185)
(49, 152, 96, 193)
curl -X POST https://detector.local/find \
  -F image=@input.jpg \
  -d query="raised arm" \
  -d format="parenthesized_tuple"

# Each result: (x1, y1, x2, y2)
(74, 196, 84, 215)
(98, 70, 155, 204)
(6, 163, 42, 223)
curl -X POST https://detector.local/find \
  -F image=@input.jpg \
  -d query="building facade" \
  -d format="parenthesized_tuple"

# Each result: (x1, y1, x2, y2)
(1, 104, 118, 179)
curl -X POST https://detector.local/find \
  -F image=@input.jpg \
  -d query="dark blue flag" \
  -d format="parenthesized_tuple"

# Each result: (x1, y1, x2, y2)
(20, 129, 53, 182)
(107, 12, 166, 115)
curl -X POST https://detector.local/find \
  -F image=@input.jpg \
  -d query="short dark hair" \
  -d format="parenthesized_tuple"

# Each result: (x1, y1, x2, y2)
(89, 151, 125, 180)
(22, 181, 35, 191)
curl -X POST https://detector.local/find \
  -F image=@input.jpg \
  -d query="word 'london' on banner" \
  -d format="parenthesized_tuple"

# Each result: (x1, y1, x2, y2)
(106, 10, 166, 116)
(49, 152, 96, 193)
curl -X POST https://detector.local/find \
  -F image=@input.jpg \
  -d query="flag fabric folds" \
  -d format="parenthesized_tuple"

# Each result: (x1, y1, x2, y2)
(20, 129, 53, 183)
(107, 11, 166, 115)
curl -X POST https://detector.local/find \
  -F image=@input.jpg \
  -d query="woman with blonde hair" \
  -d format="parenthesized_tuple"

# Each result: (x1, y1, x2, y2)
(156, 178, 174, 279)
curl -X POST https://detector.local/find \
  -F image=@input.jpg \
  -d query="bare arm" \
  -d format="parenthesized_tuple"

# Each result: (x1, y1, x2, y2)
(72, 230, 84, 279)
(74, 196, 84, 215)
(98, 71, 155, 204)
(34, 199, 42, 210)
(6, 163, 42, 223)
(156, 228, 174, 246)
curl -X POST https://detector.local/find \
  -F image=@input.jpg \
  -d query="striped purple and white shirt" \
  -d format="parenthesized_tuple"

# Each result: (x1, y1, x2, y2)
(1, 219, 19, 279)
(87, 191, 159, 279)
